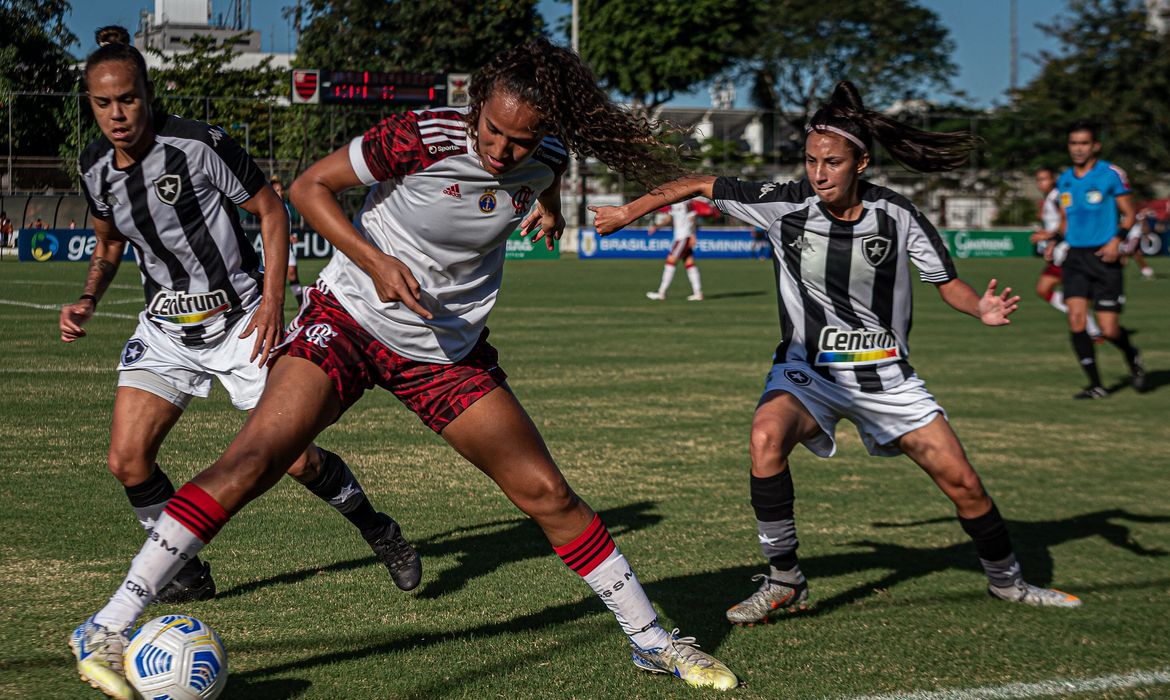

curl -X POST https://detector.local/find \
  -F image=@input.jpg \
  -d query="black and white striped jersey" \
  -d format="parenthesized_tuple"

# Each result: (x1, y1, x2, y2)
(79, 113, 267, 346)
(713, 177, 957, 392)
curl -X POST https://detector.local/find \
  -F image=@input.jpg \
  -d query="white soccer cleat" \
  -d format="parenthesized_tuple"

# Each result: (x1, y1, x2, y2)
(726, 573, 810, 624)
(988, 580, 1082, 608)
(686, 293, 704, 301)
(630, 628, 738, 690)
(645, 291, 666, 301)
(71, 616, 134, 700)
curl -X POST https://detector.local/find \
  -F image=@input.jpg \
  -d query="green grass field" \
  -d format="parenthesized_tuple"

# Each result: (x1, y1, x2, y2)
(1, 255, 1168, 699)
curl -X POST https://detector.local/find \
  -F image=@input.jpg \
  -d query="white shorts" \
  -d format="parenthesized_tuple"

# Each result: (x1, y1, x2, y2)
(762, 363, 946, 457)
(116, 305, 267, 410)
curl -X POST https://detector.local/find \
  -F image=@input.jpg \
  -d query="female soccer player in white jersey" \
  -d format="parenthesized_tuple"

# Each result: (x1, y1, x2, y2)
(62, 27, 418, 623)
(645, 200, 704, 301)
(594, 81, 1082, 625)
(71, 37, 737, 697)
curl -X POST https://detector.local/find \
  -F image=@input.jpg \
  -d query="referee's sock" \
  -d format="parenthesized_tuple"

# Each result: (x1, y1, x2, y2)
(1107, 326, 1140, 367)
(1070, 330, 1102, 387)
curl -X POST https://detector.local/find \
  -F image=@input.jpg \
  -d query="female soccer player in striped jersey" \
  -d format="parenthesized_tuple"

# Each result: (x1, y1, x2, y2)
(594, 81, 1081, 624)
(71, 37, 737, 697)
(65, 28, 421, 693)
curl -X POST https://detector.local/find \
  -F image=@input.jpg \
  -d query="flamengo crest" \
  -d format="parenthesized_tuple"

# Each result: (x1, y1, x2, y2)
(153, 174, 182, 206)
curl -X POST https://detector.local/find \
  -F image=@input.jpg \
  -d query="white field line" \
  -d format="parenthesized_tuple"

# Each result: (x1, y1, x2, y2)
(0, 298, 136, 320)
(840, 667, 1170, 700)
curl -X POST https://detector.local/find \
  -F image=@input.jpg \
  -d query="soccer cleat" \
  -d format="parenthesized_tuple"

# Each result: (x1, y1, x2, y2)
(645, 291, 666, 301)
(155, 559, 216, 604)
(726, 573, 810, 624)
(366, 513, 422, 591)
(630, 628, 738, 690)
(686, 293, 704, 301)
(1073, 385, 1109, 400)
(1129, 355, 1148, 393)
(988, 580, 1082, 608)
(1140, 267, 1155, 280)
(70, 616, 134, 700)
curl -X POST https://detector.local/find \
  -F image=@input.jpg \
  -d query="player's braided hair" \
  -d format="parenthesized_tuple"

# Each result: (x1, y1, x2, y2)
(466, 38, 688, 188)
(84, 25, 153, 93)
(808, 81, 977, 173)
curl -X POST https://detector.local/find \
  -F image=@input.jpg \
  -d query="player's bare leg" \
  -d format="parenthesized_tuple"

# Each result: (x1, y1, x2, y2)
(897, 415, 1080, 607)
(441, 387, 737, 689)
(727, 392, 820, 624)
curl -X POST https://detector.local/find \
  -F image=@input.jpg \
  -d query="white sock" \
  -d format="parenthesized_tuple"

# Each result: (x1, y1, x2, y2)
(93, 514, 206, 631)
(582, 549, 669, 649)
(686, 265, 702, 296)
(657, 265, 676, 295)
(1086, 314, 1101, 337)
(1049, 290, 1067, 313)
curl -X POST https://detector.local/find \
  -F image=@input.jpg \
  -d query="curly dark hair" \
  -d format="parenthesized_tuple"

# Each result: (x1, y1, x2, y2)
(808, 81, 978, 173)
(465, 38, 689, 188)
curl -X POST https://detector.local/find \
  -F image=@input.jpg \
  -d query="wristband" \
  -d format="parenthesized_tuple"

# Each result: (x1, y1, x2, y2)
(78, 293, 98, 306)
(1115, 227, 1129, 241)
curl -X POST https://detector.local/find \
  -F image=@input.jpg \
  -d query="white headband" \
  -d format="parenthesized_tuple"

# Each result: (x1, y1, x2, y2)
(806, 124, 868, 153)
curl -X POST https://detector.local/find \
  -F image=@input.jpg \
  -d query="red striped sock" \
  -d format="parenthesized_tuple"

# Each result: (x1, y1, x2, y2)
(164, 483, 230, 543)
(554, 514, 616, 576)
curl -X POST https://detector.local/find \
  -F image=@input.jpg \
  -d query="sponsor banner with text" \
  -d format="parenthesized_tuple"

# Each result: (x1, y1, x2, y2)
(939, 229, 1033, 258)
(579, 228, 758, 259)
(17, 229, 136, 262)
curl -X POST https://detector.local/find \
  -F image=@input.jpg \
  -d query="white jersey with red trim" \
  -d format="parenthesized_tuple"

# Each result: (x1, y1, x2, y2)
(319, 107, 568, 363)
(669, 201, 697, 242)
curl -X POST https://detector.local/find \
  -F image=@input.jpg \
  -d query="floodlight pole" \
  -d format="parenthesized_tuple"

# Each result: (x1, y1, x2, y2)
(569, 0, 581, 235)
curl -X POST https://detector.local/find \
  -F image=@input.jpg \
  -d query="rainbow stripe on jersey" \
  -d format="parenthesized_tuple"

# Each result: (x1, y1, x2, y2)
(814, 326, 901, 367)
(147, 290, 231, 325)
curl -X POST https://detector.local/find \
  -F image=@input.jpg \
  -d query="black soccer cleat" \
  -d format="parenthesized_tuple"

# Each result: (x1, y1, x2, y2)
(1073, 385, 1109, 400)
(154, 559, 216, 604)
(1129, 355, 1149, 393)
(365, 513, 422, 591)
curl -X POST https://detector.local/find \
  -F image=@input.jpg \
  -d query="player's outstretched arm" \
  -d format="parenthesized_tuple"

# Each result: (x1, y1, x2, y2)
(936, 277, 1020, 326)
(290, 147, 432, 320)
(590, 175, 716, 235)
(238, 184, 291, 364)
(60, 215, 126, 342)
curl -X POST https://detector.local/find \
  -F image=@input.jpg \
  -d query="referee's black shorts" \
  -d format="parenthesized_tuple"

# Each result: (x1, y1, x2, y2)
(1061, 246, 1125, 312)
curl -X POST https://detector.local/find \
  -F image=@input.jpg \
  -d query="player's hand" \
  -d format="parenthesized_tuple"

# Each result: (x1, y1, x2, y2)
(371, 253, 433, 320)
(589, 204, 632, 236)
(239, 297, 285, 365)
(977, 278, 1019, 326)
(59, 299, 95, 342)
(1096, 238, 1121, 263)
(519, 201, 565, 250)
(1030, 229, 1053, 244)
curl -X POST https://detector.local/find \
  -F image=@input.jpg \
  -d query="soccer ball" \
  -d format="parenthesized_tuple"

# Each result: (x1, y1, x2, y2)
(123, 614, 228, 700)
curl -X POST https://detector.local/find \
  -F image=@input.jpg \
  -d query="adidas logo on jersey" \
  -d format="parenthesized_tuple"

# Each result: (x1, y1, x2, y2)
(443, 184, 461, 198)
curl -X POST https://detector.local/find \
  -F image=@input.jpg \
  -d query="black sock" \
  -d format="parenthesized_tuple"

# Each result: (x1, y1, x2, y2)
(752, 470, 799, 571)
(1108, 327, 1139, 367)
(958, 502, 1020, 587)
(125, 465, 176, 531)
(1070, 330, 1101, 387)
(303, 449, 382, 536)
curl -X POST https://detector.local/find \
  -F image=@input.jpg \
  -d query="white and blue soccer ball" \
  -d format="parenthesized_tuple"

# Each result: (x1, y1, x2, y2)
(123, 614, 228, 700)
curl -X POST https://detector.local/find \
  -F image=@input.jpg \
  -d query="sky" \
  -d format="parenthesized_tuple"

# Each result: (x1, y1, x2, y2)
(63, 0, 1071, 109)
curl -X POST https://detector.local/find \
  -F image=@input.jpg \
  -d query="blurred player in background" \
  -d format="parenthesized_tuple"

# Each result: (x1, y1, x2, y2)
(1030, 166, 1101, 338)
(268, 175, 305, 307)
(1056, 121, 1146, 399)
(595, 80, 1081, 626)
(63, 27, 419, 674)
(70, 37, 738, 697)
(645, 200, 703, 301)
(1123, 208, 1156, 280)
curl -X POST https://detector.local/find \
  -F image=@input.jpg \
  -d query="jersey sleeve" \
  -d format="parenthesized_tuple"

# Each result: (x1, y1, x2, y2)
(711, 176, 808, 229)
(1106, 164, 1131, 197)
(905, 207, 956, 284)
(79, 169, 112, 221)
(350, 113, 423, 185)
(202, 126, 267, 204)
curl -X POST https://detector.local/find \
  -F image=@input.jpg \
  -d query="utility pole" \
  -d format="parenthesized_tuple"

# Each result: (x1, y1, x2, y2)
(569, 0, 582, 238)
(1009, 0, 1018, 92)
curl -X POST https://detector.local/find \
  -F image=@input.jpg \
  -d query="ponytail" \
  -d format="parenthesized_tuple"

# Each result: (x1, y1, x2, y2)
(84, 25, 153, 94)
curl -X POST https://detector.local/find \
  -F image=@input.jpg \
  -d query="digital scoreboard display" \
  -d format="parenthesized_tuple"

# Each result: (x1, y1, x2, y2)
(319, 71, 446, 105)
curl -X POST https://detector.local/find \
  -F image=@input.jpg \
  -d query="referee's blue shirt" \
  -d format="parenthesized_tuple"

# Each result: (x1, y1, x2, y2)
(1057, 160, 1130, 248)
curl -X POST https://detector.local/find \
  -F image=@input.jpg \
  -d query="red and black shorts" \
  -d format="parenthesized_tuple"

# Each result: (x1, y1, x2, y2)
(1040, 262, 1062, 279)
(273, 286, 508, 433)
(668, 237, 695, 261)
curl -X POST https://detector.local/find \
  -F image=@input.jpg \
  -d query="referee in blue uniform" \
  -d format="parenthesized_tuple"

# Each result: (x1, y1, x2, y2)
(1056, 120, 1146, 398)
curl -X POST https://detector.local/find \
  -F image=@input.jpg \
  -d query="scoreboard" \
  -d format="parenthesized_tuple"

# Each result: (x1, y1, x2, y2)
(291, 70, 471, 107)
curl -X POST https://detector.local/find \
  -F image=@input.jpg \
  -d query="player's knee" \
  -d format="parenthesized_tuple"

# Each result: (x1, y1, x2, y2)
(749, 423, 783, 463)
(106, 447, 153, 485)
(514, 473, 578, 520)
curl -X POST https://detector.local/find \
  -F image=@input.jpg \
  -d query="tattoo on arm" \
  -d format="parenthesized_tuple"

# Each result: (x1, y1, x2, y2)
(84, 257, 120, 300)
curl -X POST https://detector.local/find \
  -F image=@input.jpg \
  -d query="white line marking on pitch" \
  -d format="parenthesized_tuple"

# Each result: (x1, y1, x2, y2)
(841, 667, 1170, 700)
(0, 298, 136, 320)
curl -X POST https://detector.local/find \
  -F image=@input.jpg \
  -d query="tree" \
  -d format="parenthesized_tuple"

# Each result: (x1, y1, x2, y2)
(577, 0, 750, 111)
(1, 0, 78, 158)
(986, 0, 1170, 185)
(739, 0, 956, 139)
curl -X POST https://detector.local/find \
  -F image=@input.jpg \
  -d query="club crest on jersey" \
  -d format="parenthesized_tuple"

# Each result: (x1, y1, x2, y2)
(512, 186, 534, 214)
(304, 323, 337, 348)
(861, 235, 892, 267)
(121, 338, 147, 366)
(783, 368, 812, 386)
(479, 189, 498, 213)
(153, 174, 182, 206)
(1085, 190, 1103, 204)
